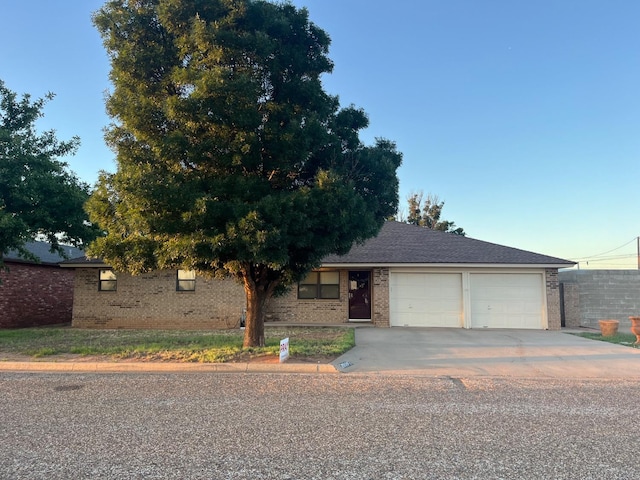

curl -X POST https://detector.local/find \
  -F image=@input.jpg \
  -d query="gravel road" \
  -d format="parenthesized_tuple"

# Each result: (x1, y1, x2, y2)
(1, 372, 638, 479)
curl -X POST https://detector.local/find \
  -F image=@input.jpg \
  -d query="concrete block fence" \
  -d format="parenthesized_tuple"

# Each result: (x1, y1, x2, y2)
(559, 270, 640, 329)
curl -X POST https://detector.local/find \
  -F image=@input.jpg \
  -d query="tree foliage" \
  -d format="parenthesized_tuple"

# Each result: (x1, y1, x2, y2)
(0, 80, 99, 266)
(88, 0, 402, 347)
(406, 192, 465, 236)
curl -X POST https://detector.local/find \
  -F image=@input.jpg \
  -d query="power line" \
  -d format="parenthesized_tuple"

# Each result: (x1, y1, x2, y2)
(573, 237, 638, 261)
(579, 254, 636, 262)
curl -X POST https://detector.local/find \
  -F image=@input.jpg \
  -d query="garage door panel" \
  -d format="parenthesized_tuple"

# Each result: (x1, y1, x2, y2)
(470, 273, 543, 329)
(390, 271, 545, 330)
(399, 283, 427, 299)
(390, 273, 462, 327)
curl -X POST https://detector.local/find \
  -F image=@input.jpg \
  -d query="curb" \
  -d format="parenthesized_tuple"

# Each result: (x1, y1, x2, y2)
(0, 361, 339, 374)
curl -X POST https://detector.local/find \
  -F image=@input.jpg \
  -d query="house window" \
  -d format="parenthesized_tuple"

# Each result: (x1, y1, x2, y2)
(99, 269, 117, 291)
(177, 269, 196, 291)
(298, 271, 340, 299)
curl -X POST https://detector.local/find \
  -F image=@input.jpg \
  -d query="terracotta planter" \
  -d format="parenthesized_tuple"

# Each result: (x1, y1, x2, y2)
(599, 319, 619, 337)
(630, 317, 640, 344)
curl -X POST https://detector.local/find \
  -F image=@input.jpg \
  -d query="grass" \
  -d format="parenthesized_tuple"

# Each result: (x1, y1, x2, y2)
(0, 326, 356, 363)
(573, 331, 639, 348)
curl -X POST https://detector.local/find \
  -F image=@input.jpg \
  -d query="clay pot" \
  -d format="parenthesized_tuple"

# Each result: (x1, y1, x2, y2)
(598, 319, 619, 337)
(630, 317, 640, 344)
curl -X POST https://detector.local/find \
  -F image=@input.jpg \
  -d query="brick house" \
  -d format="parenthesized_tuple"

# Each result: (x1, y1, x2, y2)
(61, 222, 574, 330)
(1, 242, 84, 328)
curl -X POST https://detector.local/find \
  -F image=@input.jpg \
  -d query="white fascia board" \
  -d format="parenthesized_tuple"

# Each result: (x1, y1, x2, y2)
(320, 263, 572, 269)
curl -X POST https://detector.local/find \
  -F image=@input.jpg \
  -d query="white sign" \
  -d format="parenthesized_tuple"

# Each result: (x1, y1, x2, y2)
(279, 337, 290, 363)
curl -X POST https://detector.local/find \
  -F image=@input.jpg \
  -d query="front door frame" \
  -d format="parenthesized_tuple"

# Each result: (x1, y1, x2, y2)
(348, 270, 372, 322)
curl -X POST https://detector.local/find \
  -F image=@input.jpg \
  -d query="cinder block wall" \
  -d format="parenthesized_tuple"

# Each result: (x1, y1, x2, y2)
(72, 269, 246, 329)
(559, 270, 640, 328)
(561, 282, 581, 328)
(0, 262, 75, 328)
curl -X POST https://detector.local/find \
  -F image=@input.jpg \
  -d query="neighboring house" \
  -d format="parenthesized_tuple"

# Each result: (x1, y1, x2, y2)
(0, 242, 84, 328)
(61, 222, 574, 330)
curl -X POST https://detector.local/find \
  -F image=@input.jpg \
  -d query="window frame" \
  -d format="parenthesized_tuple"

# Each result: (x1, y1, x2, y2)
(176, 269, 196, 292)
(297, 270, 340, 300)
(98, 269, 117, 292)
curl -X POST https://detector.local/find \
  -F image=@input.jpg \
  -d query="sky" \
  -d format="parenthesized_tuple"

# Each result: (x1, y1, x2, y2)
(1, 0, 638, 269)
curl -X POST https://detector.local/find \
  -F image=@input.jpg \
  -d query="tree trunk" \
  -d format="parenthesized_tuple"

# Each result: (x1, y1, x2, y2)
(241, 266, 278, 348)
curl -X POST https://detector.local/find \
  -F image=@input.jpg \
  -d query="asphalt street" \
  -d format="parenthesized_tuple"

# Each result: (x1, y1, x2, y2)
(1, 372, 638, 479)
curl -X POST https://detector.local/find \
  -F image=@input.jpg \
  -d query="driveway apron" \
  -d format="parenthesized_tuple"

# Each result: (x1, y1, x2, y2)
(332, 327, 640, 378)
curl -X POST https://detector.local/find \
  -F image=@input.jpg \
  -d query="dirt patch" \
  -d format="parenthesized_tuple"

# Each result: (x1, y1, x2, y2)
(230, 353, 336, 364)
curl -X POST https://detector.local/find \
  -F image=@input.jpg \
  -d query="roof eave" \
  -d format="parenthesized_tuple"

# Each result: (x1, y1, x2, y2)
(3, 258, 60, 267)
(321, 262, 575, 269)
(59, 262, 111, 268)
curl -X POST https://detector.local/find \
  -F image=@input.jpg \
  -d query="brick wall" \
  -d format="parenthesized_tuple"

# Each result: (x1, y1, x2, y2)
(73, 268, 390, 329)
(545, 269, 561, 330)
(372, 268, 390, 327)
(559, 270, 640, 328)
(72, 269, 246, 329)
(268, 270, 349, 324)
(267, 268, 390, 326)
(0, 262, 75, 328)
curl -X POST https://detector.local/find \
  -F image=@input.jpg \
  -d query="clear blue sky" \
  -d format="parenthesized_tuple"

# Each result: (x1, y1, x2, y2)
(1, 0, 638, 268)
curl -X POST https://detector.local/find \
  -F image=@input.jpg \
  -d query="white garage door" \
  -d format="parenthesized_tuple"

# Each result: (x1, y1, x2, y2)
(470, 273, 544, 329)
(390, 273, 462, 327)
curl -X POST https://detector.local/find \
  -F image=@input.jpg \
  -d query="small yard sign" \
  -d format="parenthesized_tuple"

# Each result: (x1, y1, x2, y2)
(279, 337, 290, 363)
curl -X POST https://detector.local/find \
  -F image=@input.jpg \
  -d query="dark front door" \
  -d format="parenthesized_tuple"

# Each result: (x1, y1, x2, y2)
(349, 271, 371, 321)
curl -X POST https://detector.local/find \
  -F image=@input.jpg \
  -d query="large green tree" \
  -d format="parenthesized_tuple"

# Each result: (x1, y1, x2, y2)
(0, 80, 98, 267)
(406, 192, 465, 236)
(88, 0, 402, 347)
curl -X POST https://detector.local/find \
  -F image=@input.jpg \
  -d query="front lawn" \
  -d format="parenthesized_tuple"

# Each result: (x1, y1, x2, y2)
(0, 326, 355, 363)
(573, 331, 639, 348)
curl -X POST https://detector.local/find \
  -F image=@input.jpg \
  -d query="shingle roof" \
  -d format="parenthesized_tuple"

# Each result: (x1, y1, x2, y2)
(4, 241, 85, 265)
(322, 221, 575, 266)
(55, 222, 575, 268)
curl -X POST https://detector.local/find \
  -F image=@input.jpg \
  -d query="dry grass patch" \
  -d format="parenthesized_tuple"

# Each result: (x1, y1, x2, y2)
(0, 326, 355, 363)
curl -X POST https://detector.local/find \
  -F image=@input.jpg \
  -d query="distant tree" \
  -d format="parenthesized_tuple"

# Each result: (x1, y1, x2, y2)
(88, 0, 402, 347)
(405, 192, 465, 236)
(0, 80, 99, 268)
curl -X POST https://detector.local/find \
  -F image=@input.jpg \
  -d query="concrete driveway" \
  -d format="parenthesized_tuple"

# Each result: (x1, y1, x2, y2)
(332, 327, 640, 378)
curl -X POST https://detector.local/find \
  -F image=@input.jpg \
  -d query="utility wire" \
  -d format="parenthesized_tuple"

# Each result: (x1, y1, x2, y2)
(581, 255, 636, 263)
(572, 237, 637, 262)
